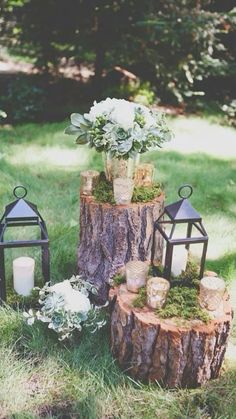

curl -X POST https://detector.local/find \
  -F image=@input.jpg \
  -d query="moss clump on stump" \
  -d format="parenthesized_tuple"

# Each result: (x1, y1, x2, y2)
(156, 287, 210, 323)
(93, 174, 162, 204)
(133, 287, 147, 308)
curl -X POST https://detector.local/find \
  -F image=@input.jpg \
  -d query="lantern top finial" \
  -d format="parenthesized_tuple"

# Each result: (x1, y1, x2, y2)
(178, 184, 193, 200)
(13, 185, 27, 199)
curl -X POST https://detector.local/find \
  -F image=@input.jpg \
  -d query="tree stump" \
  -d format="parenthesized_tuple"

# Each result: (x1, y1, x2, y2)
(109, 284, 233, 388)
(78, 194, 164, 302)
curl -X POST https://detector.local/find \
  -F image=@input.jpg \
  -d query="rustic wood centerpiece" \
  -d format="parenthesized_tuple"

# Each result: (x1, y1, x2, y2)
(109, 284, 233, 388)
(78, 189, 164, 302)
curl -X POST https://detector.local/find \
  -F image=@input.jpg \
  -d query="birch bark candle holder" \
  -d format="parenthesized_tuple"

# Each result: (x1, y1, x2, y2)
(80, 170, 99, 195)
(134, 163, 154, 187)
(199, 276, 226, 311)
(125, 260, 149, 293)
(13, 256, 35, 296)
(113, 178, 134, 205)
(147, 277, 170, 309)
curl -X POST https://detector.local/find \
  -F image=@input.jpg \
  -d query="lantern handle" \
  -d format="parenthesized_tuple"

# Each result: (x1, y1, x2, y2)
(178, 184, 193, 199)
(13, 185, 27, 199)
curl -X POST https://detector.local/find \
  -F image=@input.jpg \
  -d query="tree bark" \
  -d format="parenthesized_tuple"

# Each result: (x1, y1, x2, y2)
(78, 194, 164, 302)
(109, 284, 233, 388)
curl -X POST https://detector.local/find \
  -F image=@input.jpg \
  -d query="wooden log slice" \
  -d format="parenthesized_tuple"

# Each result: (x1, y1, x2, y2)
(109, 284, 233, 388)
(78, 194, 164, 302)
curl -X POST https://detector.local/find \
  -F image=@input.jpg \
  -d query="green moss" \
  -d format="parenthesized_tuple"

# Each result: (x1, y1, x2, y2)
(133, 287, 147, 308)
(112, 274, 125, 286)
(93, 175, 115, 204)
(93, 175, 162, 204)
(132, 183, 161, 203)
(6, 286, 40, 310)
(156, 287, 210, 323)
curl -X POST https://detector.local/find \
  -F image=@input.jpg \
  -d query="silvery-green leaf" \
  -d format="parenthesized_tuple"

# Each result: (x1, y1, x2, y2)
(76, 134, 88, 145)
(118, 138, 133, 154)
(64, 125, 81, 135)
(71, 113, 87, 127)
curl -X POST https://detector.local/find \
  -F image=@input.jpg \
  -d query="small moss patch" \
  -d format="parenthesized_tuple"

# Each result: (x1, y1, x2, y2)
(112, 274, 125, 286)
(132, 183, 161, 203)
(156, 287, 210, 323)
(6, 286, 40, 310)
(133, 287, 147, 308)
(93, 174, 162, 204)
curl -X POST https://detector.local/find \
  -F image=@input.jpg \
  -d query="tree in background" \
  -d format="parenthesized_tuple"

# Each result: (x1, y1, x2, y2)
(0, 0, 235, 111)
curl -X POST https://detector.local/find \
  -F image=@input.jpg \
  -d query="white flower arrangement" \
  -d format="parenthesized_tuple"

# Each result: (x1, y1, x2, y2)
(23, 276, 107, 341)
(65, 98, 173, 159)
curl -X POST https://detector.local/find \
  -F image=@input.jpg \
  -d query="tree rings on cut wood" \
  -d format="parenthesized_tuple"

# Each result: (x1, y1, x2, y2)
(109, 284, 233, 388)
(78, 194, 164, 302)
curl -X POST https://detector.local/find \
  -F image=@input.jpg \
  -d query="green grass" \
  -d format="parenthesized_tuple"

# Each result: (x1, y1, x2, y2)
(0, 118, 236, 418)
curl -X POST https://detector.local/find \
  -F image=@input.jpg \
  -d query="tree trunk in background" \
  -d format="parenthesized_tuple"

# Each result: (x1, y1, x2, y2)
(78, 195, 164, 302)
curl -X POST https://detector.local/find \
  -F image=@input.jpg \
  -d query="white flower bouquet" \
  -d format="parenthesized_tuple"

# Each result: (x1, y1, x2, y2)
(65, 98, 172, 159)
(24, 276, 106, 341)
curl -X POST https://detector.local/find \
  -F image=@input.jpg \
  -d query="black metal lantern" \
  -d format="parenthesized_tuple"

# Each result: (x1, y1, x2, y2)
(151, 185, 208, 281)
(0, 186, 50, 302)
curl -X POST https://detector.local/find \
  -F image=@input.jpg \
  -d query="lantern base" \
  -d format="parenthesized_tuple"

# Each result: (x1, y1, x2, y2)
(109, 284, 233, 388)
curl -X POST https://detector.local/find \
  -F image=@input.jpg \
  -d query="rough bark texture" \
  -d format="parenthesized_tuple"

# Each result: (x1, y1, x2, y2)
(78, 194, 164, 302)
(109, 284, 233, 388)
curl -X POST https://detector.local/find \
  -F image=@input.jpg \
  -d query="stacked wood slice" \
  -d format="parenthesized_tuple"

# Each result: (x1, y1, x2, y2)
(109, 284, 233, 388)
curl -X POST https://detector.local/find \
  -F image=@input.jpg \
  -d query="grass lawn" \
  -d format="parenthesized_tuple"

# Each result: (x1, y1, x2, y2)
(0, 116, 236, 418)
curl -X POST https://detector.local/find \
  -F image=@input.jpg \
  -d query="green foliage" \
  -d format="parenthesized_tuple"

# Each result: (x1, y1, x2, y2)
(24, 276, 106, 341)
(221, 100, 236, 127)
(93, 176, 162, 204)
(132, 183, 161, 203)
(156, 287, 210, 323)
(65, 100, 172, 159)
(6, 286, 40, 310)
(112, 273, 125, 286)
(1, 0, 235, 111)
(133, 287, 147, 308)
(0, 76, 46, 123)
(93, 177, 115, 204)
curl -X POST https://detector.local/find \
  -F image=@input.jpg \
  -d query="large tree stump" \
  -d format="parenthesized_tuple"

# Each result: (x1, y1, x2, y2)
(109, 284, 233, 388)
(78, 194, 164, 302)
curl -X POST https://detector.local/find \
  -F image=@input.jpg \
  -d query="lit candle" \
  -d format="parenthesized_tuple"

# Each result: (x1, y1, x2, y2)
(113, 178, 134, 205)
(80, 170, 99, 195)
(125, 260, 149, 293)
(171, 246, 188, 277)
(147, 277, 170, 309)
(13, 257, 35, 296)
(200, 276, 225, 311)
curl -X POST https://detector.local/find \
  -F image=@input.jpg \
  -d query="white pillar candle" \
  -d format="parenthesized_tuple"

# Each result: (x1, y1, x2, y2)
(13, 257, 35, 296)
(113, 178, 134, 205)
(125, 260, 149, 293)
(147, 277, 170, 309)
(171, 246, 188, 277)
(199, 276, 225, 311)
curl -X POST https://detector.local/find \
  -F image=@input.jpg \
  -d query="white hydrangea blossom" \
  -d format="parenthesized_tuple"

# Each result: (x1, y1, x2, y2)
(23, 275, 106, 341)
(64, 289, 91, 313)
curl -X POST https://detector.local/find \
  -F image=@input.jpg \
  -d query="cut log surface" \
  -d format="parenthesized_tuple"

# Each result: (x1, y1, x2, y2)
(78, 194, 164, 301)
(109, 284, 233, 388)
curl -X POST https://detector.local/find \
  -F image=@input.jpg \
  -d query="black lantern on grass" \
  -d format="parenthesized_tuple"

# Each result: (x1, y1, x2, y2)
(0, 186, 50, 302)
(151, 185, 208, 281)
